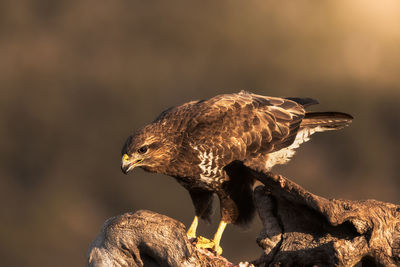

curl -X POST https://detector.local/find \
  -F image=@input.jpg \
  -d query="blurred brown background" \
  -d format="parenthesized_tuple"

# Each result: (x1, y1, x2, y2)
(1, 1, 399, 266)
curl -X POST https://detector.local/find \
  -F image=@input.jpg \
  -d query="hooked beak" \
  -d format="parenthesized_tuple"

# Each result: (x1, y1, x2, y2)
(121, 154, 143, 174)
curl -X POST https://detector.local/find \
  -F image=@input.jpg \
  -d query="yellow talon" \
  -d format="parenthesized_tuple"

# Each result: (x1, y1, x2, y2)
(195, 236, 223, 255)
(189, 220, 227, 255)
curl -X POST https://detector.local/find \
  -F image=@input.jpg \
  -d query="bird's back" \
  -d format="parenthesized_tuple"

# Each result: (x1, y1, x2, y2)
(151, 91, 352, 181)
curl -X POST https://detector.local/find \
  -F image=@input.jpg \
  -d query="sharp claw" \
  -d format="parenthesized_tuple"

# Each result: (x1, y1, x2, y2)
(193, 236, 223, 255)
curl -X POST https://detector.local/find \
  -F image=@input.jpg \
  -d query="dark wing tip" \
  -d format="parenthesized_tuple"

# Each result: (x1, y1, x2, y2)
(305, 111, 353, 121)
(285, 97, 319, 108)
(342, 112, 354, 120)
(302, 111, 354, 130)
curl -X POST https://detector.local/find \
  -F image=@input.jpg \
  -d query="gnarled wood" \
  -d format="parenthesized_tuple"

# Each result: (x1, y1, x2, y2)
(87, 210, 230, 267)
(253, 172, 400, 267)
(87, 172, 400, 266)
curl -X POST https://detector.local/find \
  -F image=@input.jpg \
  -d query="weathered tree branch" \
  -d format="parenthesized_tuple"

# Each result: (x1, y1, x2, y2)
(87, 172, 400, 266)
(87, 210, 230, 267)
(252, 172, 400, 267)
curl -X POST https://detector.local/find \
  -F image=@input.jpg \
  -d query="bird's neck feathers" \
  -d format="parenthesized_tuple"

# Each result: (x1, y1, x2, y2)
(135, 123, 187, 176)
(139, 142, 177, 173)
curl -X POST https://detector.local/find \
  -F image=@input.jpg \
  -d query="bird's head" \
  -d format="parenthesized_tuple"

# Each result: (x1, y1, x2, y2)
(121, 127, 174, 174)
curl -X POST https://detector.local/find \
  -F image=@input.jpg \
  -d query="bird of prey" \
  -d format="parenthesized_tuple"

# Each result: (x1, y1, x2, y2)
(121, 91, 353, 254)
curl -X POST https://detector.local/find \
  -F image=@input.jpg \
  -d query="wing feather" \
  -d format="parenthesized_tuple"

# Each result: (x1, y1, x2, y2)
(183, 91, 307, 172)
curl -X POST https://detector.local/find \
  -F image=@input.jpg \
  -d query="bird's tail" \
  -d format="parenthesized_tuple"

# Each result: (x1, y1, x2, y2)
(301, 112, 353, 131)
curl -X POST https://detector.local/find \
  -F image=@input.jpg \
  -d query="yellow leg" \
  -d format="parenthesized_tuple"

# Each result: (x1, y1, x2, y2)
(187, 216, 199, 239)
(212, 220, 227, 251)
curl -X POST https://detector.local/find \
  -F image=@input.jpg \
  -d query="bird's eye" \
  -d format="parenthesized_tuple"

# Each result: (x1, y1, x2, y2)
(138, 146, 148, 154)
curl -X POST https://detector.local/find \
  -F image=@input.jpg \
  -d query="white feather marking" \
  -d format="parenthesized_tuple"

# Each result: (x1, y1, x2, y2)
(265, 126, 324, 168)
(193, 145, 219, 178)
(199, 151, 209, 174)
(191, 145, 226, 189)
(210, 155, 220, 176)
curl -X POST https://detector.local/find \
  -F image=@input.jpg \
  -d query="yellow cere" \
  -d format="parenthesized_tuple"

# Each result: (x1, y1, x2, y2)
(123, 154, 130, 161)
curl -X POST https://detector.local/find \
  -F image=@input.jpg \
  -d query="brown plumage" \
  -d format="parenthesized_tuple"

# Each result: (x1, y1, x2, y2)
(121, 91, 353, 251)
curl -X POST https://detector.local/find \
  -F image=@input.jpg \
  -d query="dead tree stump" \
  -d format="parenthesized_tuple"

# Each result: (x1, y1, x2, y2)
(87, 210, 230, 267)
(87, 172, 400, 267)
(253, 172, 400, 267)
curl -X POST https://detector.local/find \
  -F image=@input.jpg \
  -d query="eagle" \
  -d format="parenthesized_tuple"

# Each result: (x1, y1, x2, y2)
(121, 91, 352, 254)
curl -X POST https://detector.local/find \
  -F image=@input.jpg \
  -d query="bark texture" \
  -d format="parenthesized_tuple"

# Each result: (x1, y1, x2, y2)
(87, 210, 230, 267)
(87, 172, 400, 267)
(252, 172, 400, 267)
